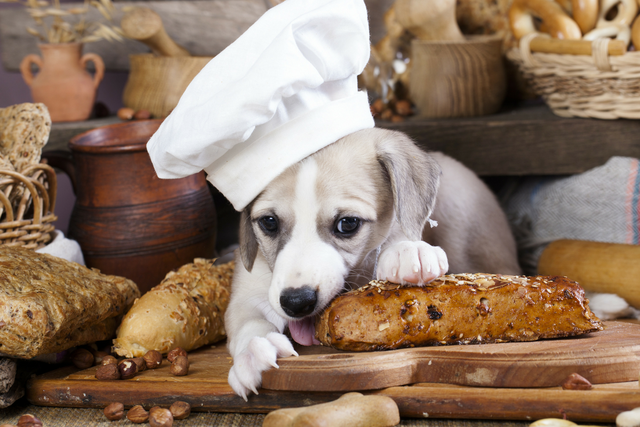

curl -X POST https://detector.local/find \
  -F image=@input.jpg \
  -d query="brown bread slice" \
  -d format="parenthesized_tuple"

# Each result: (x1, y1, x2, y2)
(315, 273, 604, 351)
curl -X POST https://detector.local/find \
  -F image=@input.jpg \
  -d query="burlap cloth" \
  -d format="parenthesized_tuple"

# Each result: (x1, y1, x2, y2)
(0, 398, 555, 427)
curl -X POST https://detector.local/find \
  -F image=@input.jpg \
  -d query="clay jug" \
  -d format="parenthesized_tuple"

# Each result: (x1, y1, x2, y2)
(20, 43, 104, 123)
(60, 120, 217, 294)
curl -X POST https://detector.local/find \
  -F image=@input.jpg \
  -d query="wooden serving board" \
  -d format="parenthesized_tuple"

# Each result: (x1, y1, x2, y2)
(26, 321, 640, 422)
(263, 320, 640, 391)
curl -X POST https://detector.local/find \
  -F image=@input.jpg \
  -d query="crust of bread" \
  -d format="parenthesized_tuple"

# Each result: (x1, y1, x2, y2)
(113, 259, 234, 357)
(315, 273, 604, 351)
(0, 247, 140, 358)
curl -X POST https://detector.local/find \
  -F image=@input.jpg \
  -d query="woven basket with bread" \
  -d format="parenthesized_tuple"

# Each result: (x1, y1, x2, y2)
(506, 0, 640, 119)
(0, 103, 57, 249)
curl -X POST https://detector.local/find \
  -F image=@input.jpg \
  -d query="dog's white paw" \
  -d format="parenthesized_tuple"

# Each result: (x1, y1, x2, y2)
(377, 241, 448, 285)
(228, 332, 298, 401)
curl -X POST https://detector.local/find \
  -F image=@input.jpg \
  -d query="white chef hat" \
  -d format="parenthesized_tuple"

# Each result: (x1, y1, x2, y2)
(146, 0, 374, 211)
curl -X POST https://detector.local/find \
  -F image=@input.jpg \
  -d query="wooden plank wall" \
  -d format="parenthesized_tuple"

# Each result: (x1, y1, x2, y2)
(0, 0, 393, 71)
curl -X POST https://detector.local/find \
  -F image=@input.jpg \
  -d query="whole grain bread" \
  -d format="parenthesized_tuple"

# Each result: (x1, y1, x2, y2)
(0, 247, 140, 359)
(0, 103, 51, 173)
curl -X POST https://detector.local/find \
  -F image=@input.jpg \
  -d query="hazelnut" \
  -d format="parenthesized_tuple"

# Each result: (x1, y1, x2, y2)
(133, 109, 151, 120)
(371, 98, 385, 115)
(170, 355, 189, 376)
(101, 355, 118, 366)
(394, 99, 413, 116)
(103, 402, 125, 421)
(167, 347, 187, 363)
(560, 373, 593, 390)
(149, 407, 173, 427)
(127, 405, 149, 424)
(380, 108, 393, 121)
(390, 114, 405, 123)
(16, 415, 42, 427)
(69, 348, 94, 369)
(93, 351, 110, 365)
(169, 401, 191, 420)
(117, 107, 135, 120)
(131, 357, 147, 372)
(95, 363, 120, 380)
(143, 350, 163, 369)
(118, 359, 138, 379)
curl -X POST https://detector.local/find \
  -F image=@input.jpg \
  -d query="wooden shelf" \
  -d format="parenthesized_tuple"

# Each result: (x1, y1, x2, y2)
(379, 101, 640, 176)
(46, 102, 640, 176)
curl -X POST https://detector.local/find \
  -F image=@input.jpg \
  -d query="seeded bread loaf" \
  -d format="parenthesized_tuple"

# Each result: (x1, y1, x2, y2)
(113, 259, 234, 357)
(0, 246, 140, 359)
(0, 103, 50, 173)
(316, 273, 603, 351)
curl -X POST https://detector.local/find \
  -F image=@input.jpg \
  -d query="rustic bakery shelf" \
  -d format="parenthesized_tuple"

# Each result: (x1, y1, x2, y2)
(46, 102, 640, 177)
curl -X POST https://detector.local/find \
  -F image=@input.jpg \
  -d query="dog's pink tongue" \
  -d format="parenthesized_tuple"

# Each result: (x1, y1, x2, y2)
(289, 318, 321, 346)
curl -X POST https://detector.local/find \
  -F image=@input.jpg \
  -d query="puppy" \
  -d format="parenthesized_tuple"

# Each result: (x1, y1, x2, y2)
(224, 128, 521, 399)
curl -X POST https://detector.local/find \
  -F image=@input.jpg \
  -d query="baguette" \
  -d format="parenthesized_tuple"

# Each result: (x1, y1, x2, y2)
(0, 247, 140, 359)
(113, 259, 234, 357)
(315, 273, 603, 351)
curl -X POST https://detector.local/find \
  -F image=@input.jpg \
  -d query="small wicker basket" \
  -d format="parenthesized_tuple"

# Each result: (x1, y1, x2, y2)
(0, 163, 57, 250)
(507, 33, 640, 119)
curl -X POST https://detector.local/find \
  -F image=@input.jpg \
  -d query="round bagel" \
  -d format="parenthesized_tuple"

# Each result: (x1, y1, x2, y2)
(583, 23, 631, 45)
(597, 0, 638, 27)
(572, 0, 599, 33)
(509, 0, 582, 40)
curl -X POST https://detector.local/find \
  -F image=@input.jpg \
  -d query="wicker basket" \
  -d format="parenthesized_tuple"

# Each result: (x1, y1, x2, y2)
(507, 33, 640, 119)
(0, 163, 57, 250)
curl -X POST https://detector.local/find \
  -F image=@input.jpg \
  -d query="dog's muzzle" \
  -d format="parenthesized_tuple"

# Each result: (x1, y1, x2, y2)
(280, 286, 317, 318)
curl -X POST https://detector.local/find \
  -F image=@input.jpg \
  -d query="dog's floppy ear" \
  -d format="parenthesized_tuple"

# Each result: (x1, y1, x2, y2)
(239, 204, 259, 272)
(376, 129, 441, 241)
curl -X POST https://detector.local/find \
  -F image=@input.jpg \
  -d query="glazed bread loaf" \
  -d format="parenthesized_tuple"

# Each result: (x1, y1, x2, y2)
(316, 273, 603, 351)
(0, 247, 140, 359)
(113, 259, 234, 357)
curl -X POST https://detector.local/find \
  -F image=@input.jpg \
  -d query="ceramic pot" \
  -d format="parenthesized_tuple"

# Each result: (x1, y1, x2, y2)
(20, 43, 104, 123)
(58, 120, 217, 294)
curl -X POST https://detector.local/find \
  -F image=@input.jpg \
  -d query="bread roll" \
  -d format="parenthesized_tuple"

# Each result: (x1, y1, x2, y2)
(0, 103, 50, 172)
(316, 273, 603, 351)
(113, 259, 234, 357)
(0, 247, 140, 359)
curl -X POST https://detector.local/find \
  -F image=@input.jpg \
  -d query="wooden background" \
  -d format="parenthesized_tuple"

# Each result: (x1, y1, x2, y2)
(0, 0, 395, 71)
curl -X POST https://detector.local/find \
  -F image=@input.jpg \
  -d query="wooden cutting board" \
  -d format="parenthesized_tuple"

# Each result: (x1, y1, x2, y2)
(26, 321, 640, 422)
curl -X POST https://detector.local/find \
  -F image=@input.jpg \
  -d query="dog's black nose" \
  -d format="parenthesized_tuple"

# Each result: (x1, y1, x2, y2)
(280, 286, 317, 318)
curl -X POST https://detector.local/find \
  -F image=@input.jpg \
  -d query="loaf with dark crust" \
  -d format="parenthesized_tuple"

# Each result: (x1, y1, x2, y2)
(315, 273, 603, 351)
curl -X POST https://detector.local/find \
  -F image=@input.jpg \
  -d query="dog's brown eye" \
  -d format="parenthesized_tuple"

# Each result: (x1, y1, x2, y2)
(258, 216, 279, 234)
(335, 217, 360, 236)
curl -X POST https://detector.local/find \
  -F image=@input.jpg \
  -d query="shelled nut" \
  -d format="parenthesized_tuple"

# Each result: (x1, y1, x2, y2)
(69, 348, 94, 369)
(167, 347, 187, 363)
(101, 355, 118, 366)
(16, 415, 43, 427)
(131, 357, 147, 372)
(118, 359, 138, 379)
(143, 350, 163, 369)
(133, 109, 151, 120)
(127, 405, 149, 424)
(93, 351, 110, 365)
(560, 373, 592, 390)
(117, 107, 135, 120)
(95, 363, 120, 380)
(170, 355, 189, 376)
(103, 402, 125, 421)
(149, 407, 173, 427)
(169, 401, 191, 420)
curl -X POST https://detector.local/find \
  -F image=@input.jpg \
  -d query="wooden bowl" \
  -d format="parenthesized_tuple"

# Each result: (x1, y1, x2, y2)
(409, 35, 506, 118)
(122, 54, 212, 118)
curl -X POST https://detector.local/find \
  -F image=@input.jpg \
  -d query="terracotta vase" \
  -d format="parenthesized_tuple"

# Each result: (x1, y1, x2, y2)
(47, 120, 217, 294)
(19, 43, 104, 123)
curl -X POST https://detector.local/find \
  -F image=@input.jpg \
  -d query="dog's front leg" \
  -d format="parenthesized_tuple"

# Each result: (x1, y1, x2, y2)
(376, 226, 449, 285)
(225, 253, 298, 400)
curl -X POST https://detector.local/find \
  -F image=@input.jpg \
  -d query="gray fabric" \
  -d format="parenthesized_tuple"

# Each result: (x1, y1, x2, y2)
(502, 156, 640, 275)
